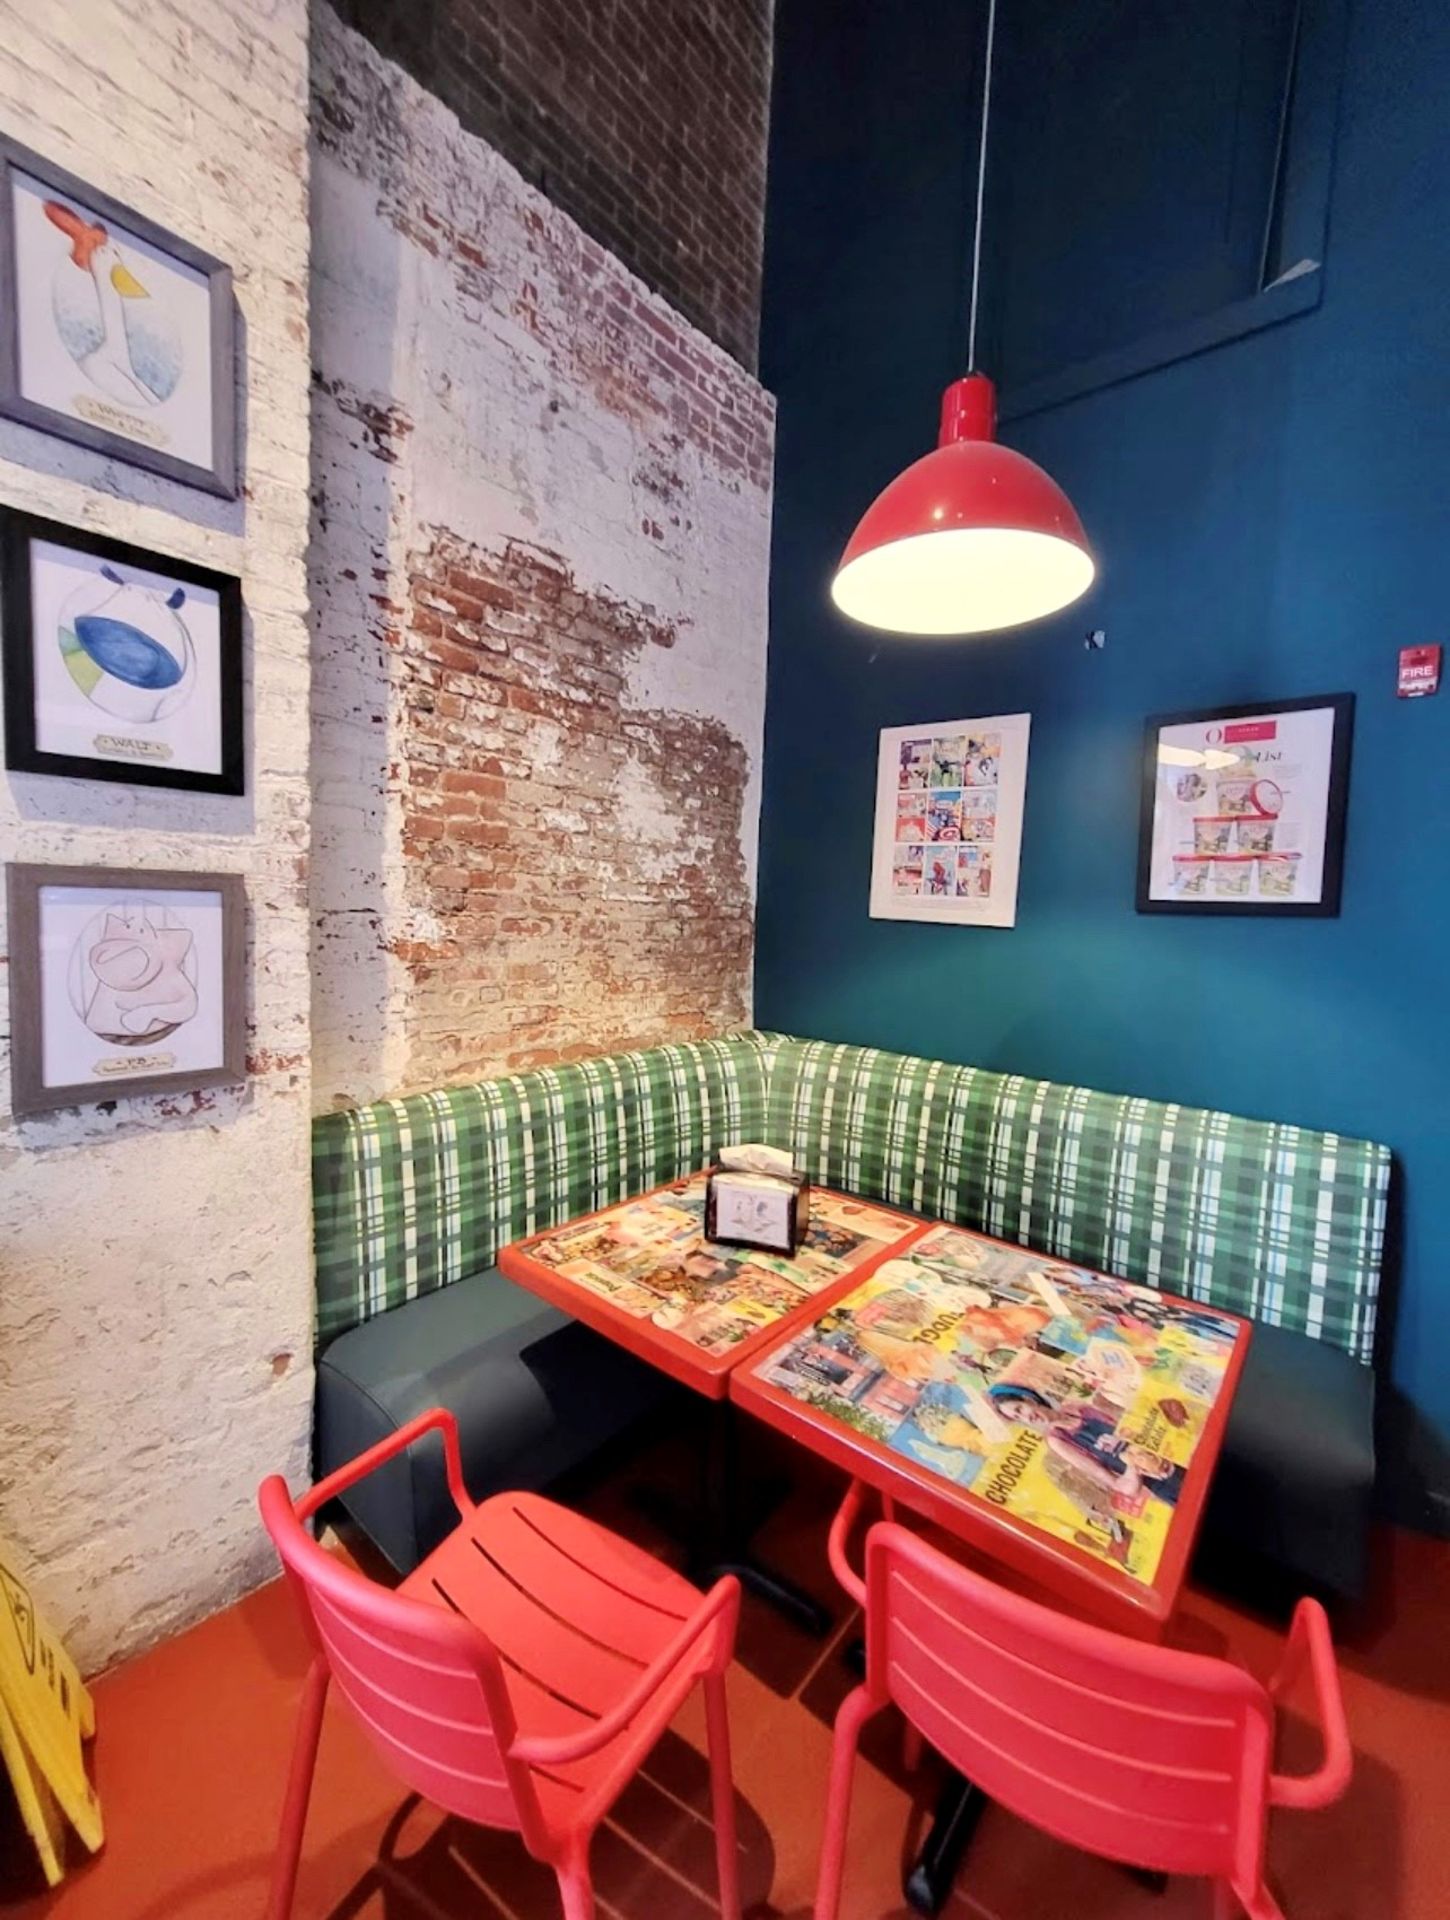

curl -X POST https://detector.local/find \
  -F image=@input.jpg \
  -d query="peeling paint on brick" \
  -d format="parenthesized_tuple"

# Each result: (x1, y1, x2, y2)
(311, 11, 775, 1109)
(0, 0, 315, 1674)
(311, 20, 774, 490)
(331, 0, 772, 369)
(383, 527, 753, 1084)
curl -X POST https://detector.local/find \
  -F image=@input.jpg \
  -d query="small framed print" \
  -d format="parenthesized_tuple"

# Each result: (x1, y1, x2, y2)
(1137, 694, 1354, 916)
(7, 865, 246, 1117)
(870, 712, 1031, 928)
(0, 137, 236, 497)
(1, 511, 243, 792)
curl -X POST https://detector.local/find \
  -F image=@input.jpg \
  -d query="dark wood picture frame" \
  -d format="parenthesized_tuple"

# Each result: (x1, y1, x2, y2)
(7, 864, 246, 1117)
(0, 135, 236, 497)
(1, 508, 244, 793)
(1136, 693, 1354, 917)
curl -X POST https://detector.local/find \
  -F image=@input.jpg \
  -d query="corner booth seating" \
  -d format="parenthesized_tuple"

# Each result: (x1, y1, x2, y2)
(312, 1033, 1390, 1600)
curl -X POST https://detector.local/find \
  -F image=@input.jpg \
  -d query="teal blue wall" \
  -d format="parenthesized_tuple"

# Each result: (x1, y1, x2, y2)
(756, 0, 1450, 1526)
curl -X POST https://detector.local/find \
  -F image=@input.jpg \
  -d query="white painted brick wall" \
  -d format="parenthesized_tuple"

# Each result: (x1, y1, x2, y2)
(310, 8, 776, 1107)
(0, 0, 315, 1673)
(0, 0, 775, 1670)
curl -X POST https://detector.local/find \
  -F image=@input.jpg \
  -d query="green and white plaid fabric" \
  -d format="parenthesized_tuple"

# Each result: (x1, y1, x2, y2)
(313, 1035, 772, 1346)
(313, 1029, 1389, 1363)
(764, 1038, 1388, 1363)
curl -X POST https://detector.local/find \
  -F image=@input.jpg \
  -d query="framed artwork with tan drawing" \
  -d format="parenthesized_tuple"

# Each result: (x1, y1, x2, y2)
(6, 865, 245, 1117)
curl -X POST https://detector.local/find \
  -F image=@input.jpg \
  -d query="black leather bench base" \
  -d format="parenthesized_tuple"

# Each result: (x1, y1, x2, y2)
(1205, 1319, 1376, 1602)
(315, 1266, 676, 1573)
(316, 1267, 1375, 1603)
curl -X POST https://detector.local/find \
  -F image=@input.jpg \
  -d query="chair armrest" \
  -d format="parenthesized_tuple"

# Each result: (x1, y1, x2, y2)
(828, 1480, 869, 1608)
(1268, 1598, 1353, 1811)
(509, 1575, 740, 1768)
(297, 1406, 473, 1525)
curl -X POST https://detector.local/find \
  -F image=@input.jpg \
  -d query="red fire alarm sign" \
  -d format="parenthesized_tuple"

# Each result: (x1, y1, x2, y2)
(1398, 644, 1442, 698)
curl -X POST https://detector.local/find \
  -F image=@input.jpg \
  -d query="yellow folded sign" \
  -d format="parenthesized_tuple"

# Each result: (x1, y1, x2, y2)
(0, 1537, 102, 1886)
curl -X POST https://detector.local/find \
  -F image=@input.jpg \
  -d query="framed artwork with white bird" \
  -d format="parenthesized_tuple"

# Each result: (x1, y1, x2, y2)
(0, 138, 236, 496)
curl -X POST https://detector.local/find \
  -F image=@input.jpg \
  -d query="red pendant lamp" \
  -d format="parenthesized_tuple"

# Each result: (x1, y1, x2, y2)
(830, 0, 1095, 636)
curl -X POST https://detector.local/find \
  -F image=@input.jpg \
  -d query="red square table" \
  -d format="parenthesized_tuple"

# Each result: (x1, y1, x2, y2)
(498, 1173, 925, 1398)
(498, 1174, 925, 1627)
(730, 1217, 1251, 1912)
(731, 1218, 1250, 1635)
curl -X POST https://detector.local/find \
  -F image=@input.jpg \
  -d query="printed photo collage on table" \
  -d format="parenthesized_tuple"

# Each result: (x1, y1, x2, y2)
(758, 1224, 1241, 1586)
(526, 1175, 915, 1356)
(892, 730, 1000, 901)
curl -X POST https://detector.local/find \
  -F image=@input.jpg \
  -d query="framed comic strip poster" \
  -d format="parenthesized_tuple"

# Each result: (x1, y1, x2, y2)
(7, 865, 246, 1116)
(1137, 694, 1353, 916)
(0, 137, 236, 497)
(1, 510, 243, 793)
(870, 712, 1031, 928)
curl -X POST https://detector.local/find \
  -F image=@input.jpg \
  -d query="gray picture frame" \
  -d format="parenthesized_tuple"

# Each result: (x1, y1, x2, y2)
(0, 136, 237, 498)
(7, 864, 246, 1117)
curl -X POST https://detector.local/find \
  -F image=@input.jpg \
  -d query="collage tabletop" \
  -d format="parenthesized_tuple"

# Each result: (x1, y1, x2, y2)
(501, 1175, 926, 1394)
(736, 1221, 1251, 1620)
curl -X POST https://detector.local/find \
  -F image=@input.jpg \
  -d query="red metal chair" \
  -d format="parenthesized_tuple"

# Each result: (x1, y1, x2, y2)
(259, 1408, 742, 1920)
(815, 1482, 1352, 1920)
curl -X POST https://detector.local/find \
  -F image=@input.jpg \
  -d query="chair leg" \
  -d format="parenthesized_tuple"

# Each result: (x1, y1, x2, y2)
(814, 1685, 876, 1920)
(556, 1849, 595, 1920)
(1212, 1883, 1238, 1920)
(1234, 1884, 1286, 1920)
(267, 1656, 330, 1920)
(704, 1671, 742, 1920)
(902, 1718, 925, 1773)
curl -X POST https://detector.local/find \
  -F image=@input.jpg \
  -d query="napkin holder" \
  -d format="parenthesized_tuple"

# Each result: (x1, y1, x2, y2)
(705, 1157, 810, 1254)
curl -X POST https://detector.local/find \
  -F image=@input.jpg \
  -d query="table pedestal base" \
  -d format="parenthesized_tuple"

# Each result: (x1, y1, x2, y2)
(632, 1399, 832, 1636)
(898, 1772, 1170, 1913)
(700, 1397, 830, 1635)
(702, 1553, 829, 1634)
(905, 1768, 988, 1915)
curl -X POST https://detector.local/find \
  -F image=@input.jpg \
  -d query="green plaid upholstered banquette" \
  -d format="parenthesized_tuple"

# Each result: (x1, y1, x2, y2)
(765, 1038, 1389, 1365)
(313, 1035, 773, 1347)
(312, 1030, 1389, 1363)
(312, 1032, 1390, 1596)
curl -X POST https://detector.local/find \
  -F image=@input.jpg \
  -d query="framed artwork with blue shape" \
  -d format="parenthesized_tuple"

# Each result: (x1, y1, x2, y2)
(1, 509, 244, 794)
(0, 136, 236, 497)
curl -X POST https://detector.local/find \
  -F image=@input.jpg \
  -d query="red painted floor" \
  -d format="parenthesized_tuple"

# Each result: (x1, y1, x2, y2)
(3, 1449, 1448, 1920)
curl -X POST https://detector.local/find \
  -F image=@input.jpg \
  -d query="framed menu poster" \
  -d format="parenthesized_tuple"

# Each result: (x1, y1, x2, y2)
(869, 712, 1030, 928)
(1137, 695, 1353, 916)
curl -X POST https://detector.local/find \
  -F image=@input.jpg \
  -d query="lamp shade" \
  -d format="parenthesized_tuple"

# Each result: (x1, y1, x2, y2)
(830, 374, 1095, 635)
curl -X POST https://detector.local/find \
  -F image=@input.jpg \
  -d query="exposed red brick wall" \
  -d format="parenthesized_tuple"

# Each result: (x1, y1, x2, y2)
(329, 0, 773, 369)
(389, 530, 753, 1080)
(310, 13, 774, 1108)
